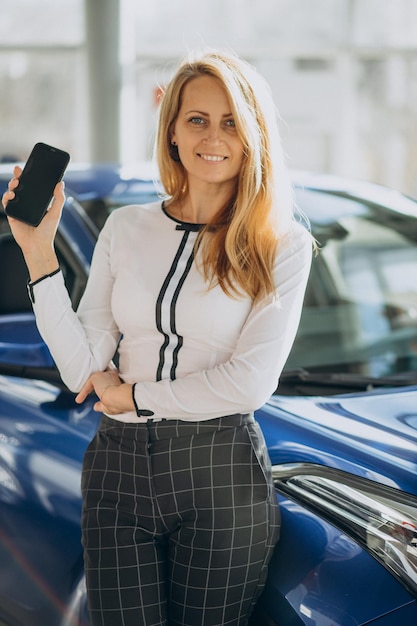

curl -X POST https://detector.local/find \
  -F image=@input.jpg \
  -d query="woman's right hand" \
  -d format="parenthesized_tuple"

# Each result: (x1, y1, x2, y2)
(2, 165, 66, 281)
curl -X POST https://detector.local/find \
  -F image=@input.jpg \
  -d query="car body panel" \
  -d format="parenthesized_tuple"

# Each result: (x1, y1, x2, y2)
(0, 376, 99, 625)
(257, 387, 417, 495)
(0, 314, 53, 367)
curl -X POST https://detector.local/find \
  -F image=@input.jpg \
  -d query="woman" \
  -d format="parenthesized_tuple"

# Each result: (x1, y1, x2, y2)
(3, 50, 312, 626)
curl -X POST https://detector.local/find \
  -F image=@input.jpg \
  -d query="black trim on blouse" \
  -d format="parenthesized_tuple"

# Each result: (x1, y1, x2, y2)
(27, 267, 61, 304)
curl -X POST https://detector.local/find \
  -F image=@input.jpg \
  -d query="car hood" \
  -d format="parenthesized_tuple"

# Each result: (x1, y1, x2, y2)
(257, 384, 417, 495)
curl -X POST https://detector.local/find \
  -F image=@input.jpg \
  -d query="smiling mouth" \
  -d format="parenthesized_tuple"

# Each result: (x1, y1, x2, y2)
(198, 154, 227, 162)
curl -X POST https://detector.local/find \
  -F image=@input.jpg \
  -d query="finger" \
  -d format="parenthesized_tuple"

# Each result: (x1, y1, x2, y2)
(54, 180, 65, 199)
(3, 174, 20, 210)
(75, 378, 94, 404)
(50, 181, 66, 211)
(44, 182, 65, 222)
(93, 399, 106, 413)
(75, 391, 85, 404)
(8, 177, 19, 192)
(1, 190, 14, 209)
(93, 398, 116, 414)
(7, 166, 22, 193)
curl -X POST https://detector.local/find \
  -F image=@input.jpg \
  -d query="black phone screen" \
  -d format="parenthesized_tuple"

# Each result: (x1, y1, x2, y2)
(5, 142, 70, 227)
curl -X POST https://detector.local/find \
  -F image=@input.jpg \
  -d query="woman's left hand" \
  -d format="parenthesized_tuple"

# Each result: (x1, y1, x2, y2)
(75, 369, 135, 414)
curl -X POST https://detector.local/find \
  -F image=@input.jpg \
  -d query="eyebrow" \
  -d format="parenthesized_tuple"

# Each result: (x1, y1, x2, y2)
(184, 110, 234, 117)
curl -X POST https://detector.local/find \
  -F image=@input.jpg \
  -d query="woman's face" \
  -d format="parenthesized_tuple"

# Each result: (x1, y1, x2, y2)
(171, 75, 245, 193)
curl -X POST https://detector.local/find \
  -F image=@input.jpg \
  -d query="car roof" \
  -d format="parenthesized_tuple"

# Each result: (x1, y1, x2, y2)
(292, 170, 417, 217)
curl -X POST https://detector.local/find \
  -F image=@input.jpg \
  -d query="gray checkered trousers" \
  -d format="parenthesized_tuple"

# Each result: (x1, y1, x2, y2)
(81, 413, 280, 626)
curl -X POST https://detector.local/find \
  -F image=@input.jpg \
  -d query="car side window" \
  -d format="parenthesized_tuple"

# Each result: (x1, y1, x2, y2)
(0, 214, 86, 315)
(0, 231, 31, 314)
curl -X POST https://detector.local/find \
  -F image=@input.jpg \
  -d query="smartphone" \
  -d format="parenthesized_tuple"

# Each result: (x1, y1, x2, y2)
(5, 142, 70, 227)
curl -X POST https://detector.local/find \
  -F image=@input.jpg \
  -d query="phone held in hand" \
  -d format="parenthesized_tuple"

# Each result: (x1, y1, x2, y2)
(5, 142, 70, 227)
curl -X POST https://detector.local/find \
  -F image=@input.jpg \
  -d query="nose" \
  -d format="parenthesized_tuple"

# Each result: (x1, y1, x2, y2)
(203, 124, 223, 144)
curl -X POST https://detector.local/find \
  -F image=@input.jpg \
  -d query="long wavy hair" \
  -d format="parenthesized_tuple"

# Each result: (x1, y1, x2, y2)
(155, 49, 294, 303)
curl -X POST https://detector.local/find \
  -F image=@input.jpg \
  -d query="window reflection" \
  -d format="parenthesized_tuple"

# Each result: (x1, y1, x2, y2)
(288, 191, 417, 377)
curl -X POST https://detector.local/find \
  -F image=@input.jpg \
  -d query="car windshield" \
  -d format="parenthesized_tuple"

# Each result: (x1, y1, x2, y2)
(286, 188, 417, 384)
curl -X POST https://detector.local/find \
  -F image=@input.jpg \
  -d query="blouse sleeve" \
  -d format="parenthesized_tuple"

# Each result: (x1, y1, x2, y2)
(30, 219, 120, 391)
(133, 222, 313, 419)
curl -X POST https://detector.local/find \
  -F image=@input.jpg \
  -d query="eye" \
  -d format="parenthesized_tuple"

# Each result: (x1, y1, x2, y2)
(225, 118, 236, 127)
(188, 116, 205, 125)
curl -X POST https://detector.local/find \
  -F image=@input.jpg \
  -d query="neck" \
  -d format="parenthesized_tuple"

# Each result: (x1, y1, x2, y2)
(179, 184, 234, 223)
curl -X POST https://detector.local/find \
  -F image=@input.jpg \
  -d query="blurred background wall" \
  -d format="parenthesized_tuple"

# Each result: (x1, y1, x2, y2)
(1, 0, 417, 197)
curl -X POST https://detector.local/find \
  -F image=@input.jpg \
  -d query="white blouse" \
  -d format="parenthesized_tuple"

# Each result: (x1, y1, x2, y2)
(31, 201, 312, 422)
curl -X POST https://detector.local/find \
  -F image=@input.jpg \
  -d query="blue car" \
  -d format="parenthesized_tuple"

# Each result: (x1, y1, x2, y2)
(0, 166, 416, 626)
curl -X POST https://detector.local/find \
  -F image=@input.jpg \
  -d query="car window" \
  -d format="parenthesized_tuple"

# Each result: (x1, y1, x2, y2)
(287, 189, 417, 379)
(0, 210, 87, 315)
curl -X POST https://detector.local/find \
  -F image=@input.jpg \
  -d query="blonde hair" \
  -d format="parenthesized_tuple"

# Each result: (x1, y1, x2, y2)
(156, 49, 294, 303)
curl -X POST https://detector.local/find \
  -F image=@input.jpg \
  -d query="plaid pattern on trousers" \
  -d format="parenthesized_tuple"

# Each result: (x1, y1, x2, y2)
(81, 413, 280, 626)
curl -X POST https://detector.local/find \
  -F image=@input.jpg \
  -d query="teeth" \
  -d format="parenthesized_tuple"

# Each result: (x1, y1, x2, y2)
(200, 154, 225, 162)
